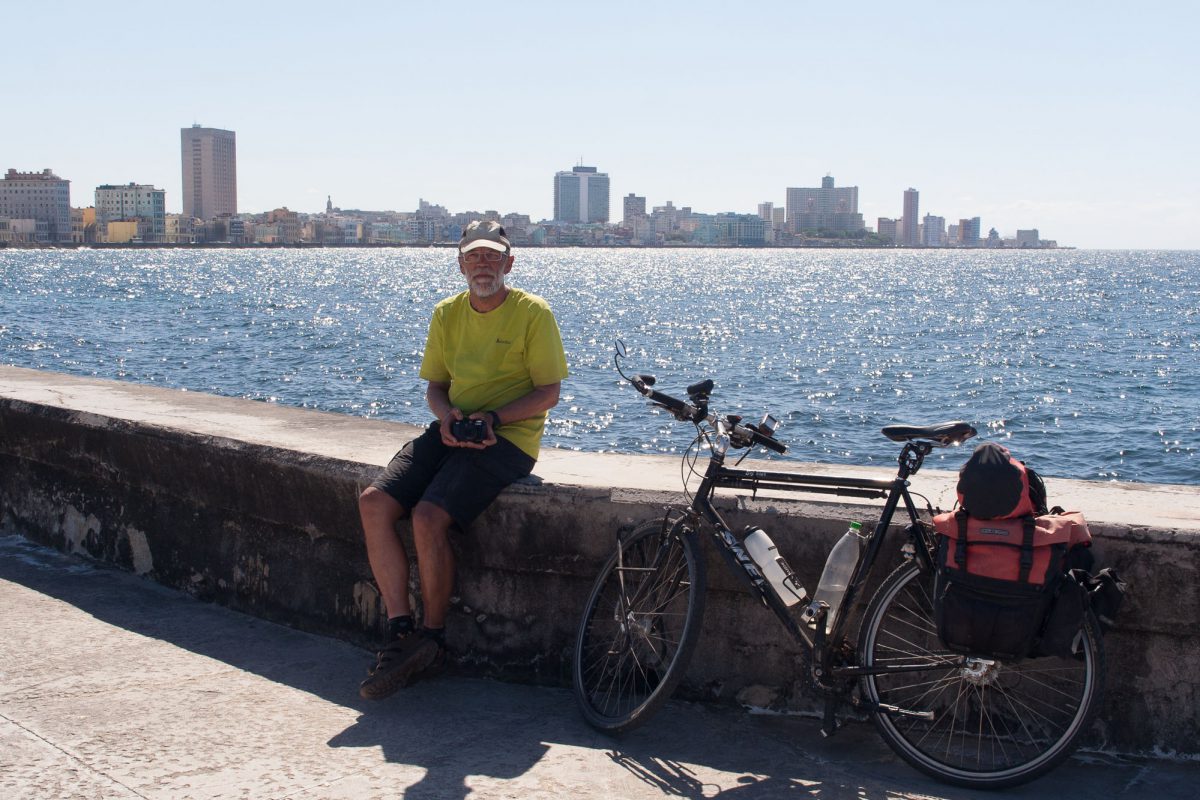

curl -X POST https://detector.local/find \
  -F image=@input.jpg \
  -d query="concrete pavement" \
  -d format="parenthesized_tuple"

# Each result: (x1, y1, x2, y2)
(2, 534, 1197, 800)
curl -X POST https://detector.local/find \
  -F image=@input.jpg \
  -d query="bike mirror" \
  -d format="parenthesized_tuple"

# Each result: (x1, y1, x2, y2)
(614, 340, 627, 359)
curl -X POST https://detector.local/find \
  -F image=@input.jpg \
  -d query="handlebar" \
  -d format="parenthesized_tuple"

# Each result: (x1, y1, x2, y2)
(627, 373, 789, 455)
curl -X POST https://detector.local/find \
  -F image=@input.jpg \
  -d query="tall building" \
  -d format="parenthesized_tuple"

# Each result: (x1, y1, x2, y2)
(922, 213, 945, 247)
(95, 183, 166, 242)
(553, 165, 610, 223)
(0, 168, 71, 242)
(181, 125, 237, 221)
(958, 216, 981, 246)
(622, 192, 646, 224)
(757, 201, 774, 221)
(786, 175, 864, 235)
(902, 188, 920, 246)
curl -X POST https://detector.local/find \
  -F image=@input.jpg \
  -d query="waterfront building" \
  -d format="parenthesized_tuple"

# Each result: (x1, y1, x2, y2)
(622, 193, 646, 225)
(902, 188, 920, 246)
(1016, 229, 1040, 247)
(181, 125, 237, 221)
(105, 220, 140, 244)
(876, 217, 897, 243)
(922, 214, 945, 247)
(650, 201, 687, 237)
(165, 214, 196, 244)
(265, 207, 300, 243)
(757, 202, 774, 221)
(0, 218, 43, 244)
(713, 213, 767, 246)
(786, 175, 864, 235)
(553, 165, 610, 223)
(0, 168, 72, 242)
(95, 183, 166, 243)
(501, 213, 533, 245)
(958, 216, 981, 247)
(70, 207, 96, 244)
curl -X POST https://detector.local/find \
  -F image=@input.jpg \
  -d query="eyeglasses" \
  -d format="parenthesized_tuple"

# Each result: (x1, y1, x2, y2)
(461, 250, 507, 264)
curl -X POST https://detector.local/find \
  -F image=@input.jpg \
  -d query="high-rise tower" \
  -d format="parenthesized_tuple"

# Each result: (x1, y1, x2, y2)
(785, 175, 863, 235)
(902, 188, 920, 246)
(553, 165, 610, 223)
(181, 125, 237, 221)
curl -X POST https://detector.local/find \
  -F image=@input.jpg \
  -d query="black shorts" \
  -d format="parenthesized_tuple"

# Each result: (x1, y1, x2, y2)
(369, 421, 535, 529)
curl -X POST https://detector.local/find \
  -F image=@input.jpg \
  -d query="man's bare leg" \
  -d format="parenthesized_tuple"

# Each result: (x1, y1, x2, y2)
(358, 486, 412, 618)
(410, 500, 456, 629)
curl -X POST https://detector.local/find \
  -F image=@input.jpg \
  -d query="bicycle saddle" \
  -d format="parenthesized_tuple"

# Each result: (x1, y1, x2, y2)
(881, 421, 977, 446)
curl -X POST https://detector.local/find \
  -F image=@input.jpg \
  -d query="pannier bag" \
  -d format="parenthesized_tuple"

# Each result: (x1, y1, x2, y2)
(1037, 566, 1127, 658)
(932, 509, 1092, 659)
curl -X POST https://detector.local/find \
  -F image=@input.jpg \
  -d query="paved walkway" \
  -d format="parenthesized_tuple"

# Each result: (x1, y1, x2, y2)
(2, 535, 1196, 800)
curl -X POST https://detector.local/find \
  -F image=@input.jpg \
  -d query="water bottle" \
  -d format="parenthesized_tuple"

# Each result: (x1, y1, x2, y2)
(743, 527, 807, 606)
(811, 522, 863, 633)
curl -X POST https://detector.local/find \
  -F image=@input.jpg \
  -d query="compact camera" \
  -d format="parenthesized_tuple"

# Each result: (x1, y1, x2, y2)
(450, 418, 488, 443)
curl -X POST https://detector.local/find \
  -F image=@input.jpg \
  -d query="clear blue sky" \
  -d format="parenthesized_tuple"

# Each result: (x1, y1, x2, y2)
(7, 1, 1198, 248)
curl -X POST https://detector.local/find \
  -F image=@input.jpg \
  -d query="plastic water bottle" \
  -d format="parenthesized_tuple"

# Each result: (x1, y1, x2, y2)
(811, 522, 863, 633)
(743, 527, 807, 606)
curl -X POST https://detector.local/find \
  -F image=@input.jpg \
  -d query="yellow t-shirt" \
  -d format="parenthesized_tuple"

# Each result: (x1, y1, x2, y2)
(419, 287, 568, 460)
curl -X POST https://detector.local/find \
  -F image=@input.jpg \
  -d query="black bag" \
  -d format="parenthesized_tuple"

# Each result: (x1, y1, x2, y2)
(1035, 567, 1128, 658)
(956, 442, 1039, 520)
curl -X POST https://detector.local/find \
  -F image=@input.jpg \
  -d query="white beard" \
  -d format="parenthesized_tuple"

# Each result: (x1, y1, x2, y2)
(469, 271, 505, 298)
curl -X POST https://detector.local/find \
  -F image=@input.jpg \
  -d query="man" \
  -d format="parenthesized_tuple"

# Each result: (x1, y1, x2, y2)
(357, 220, 568, 700)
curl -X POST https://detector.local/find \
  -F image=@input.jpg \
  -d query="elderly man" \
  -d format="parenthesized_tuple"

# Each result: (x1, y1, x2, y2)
(357, 221, 568, 699)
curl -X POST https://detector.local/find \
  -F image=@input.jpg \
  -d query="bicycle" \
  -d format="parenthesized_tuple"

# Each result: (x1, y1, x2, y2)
(571, 343, 1104, 790)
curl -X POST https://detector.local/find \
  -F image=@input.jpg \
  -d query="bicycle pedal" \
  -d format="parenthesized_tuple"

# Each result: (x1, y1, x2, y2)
(877, 702, 935, 721)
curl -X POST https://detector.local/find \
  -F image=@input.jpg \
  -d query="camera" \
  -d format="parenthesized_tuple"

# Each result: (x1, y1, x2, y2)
(450, 418, 488, 443)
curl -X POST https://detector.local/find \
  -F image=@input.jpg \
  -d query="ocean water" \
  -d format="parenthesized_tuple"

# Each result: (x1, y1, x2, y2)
(1, 247, 1197, 485)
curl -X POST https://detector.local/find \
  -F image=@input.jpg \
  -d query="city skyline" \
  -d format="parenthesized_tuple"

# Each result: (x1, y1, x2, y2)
(5, 1, 1197, 249)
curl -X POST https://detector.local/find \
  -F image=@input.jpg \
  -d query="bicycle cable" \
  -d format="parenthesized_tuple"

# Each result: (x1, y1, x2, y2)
(680, 424, 708, 504)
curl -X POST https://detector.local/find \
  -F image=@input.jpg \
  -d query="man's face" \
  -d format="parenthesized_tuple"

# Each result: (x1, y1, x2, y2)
(458, 248, 513, 298)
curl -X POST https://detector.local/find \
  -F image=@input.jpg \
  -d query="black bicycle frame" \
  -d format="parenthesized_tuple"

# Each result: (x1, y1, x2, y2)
(685, 441, 939, 680)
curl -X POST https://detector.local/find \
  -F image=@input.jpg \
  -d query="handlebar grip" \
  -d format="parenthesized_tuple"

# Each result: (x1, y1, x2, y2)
(755, 432, 788, 454)
(647, 388, 688, 414)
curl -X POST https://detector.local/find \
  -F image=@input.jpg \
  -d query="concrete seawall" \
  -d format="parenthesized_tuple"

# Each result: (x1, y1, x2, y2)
(2, 365, 1198, 756)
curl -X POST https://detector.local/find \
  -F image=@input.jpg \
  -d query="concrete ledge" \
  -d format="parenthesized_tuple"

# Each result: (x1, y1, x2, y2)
(2, 365, 1198, 756)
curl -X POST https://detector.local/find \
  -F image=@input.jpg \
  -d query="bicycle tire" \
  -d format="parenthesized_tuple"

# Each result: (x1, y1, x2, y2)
(858, 561, 1104, 789)
(572, 517, 706, 733)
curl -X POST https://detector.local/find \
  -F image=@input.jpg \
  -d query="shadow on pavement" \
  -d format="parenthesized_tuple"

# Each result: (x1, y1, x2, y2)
(2, 535, 1186, 800)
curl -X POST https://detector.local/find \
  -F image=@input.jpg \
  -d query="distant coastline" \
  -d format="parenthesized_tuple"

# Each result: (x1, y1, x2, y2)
(0, 241, 1072, 251)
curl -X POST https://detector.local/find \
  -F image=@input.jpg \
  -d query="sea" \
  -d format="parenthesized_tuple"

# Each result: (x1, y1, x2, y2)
(1, 247, 1197, 486)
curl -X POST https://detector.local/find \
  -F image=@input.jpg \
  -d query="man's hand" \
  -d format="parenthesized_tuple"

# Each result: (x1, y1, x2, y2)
(438, 408, 468, 447)
(467, 411, 499, 448)
(439, 408, 496, 449)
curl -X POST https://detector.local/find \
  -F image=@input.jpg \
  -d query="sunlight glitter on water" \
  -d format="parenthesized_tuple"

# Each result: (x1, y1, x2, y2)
(2, 247, 1197, 484)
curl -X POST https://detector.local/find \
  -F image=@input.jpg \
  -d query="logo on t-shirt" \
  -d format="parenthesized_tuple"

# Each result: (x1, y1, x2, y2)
(495, 338, 512, 345)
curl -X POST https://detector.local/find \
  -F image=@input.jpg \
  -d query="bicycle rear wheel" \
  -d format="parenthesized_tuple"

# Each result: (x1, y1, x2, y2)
(572, 517, 706, 733)
(858, 561, 1104, 789)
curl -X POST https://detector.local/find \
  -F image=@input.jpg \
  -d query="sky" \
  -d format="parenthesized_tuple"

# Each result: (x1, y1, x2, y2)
(5, 0, 1198, 248)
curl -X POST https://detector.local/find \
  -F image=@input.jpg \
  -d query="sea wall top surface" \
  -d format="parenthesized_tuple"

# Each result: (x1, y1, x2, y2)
(1, 365, 1197, 532)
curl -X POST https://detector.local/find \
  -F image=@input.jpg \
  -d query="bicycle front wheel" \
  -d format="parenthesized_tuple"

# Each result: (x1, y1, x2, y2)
(858, 562, 1104, 789)
(572, 517, 706, 733)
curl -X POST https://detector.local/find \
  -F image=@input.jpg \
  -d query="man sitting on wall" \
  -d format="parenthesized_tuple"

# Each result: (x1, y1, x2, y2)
(357, 220, 568, 699)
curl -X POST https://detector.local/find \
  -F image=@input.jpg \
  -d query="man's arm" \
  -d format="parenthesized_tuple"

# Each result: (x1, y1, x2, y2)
(426, 380, 455, 423)
(478, 382, 561, 430)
